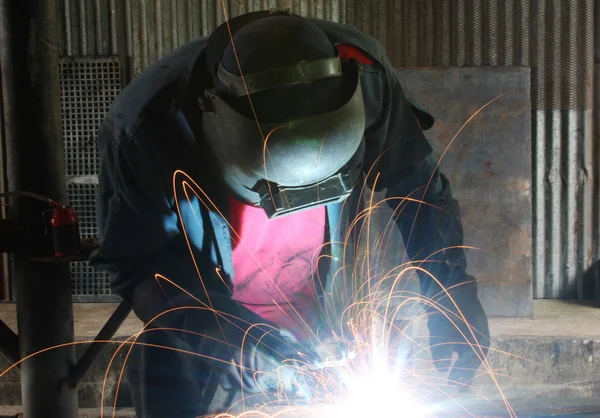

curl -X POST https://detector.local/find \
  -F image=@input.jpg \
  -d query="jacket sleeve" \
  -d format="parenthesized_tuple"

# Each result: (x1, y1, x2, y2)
(362, 45, 433, 191)
(90, 114, 305, 357)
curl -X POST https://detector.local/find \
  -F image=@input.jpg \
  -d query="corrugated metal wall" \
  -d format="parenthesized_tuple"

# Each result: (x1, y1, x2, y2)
(125, 0, 343, 76)
(345, 0, 597, 299)
(57, 0, 598, 299)
(58, 0, 344, 75)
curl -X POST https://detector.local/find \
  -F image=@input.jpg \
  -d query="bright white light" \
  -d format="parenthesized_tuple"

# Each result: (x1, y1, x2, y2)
(312, 358, 432, 417)
(311, 336, 436, 418)
(338, 374, 428, 418)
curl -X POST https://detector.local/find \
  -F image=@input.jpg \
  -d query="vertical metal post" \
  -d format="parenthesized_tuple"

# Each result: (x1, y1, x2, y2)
(0, 256, 10, 301)
(0, 91, 6, 301)
(0, 0, 78, 417)
(0, 0, 9, 303)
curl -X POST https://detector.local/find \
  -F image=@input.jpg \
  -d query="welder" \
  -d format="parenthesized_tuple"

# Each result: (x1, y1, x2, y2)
(91, 10, 490, 417)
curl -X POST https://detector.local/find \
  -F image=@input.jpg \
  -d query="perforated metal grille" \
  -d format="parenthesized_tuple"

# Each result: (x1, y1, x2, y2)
(60, 56, 122, 302)
(67, 183, 99, 239)
(66, 183, 116, 301)
(70, 262, 117, 302)
(60, 57, 121, 177)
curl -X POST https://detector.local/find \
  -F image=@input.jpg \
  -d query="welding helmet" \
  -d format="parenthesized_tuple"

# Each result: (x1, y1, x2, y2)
(200, 11, 366, 219)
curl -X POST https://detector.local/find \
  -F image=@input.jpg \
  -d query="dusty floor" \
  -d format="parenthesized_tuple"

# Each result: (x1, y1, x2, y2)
(1, 299, 599, 338)
(491, 299, 600, 337)
(2, 401, 600, 417)
(0, 406, 136, 417)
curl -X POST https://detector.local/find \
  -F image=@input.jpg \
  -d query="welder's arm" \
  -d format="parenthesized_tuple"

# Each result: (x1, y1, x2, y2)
(91, 117, 315, 394)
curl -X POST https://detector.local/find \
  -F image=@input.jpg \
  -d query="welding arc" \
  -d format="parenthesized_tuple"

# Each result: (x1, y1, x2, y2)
(0, 191, 63, 207)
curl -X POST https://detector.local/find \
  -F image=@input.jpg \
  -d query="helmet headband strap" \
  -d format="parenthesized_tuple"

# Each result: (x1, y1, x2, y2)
(217, 57, 343, 97)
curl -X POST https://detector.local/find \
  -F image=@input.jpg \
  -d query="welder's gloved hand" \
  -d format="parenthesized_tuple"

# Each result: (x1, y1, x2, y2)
(426, 281, 490, 390)
(312, 335, 351, 369)
(303, 317, 351, 369)
(218, 328, 316, 401)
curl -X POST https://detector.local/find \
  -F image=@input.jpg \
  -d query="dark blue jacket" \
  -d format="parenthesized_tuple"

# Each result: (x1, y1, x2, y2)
(90, 19, 433, 309)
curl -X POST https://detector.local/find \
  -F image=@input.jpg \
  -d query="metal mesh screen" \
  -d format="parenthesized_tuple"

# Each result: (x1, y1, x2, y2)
(66, 183, 117, 302)
(59, 56, 122, 302)
(60, 56, 121, 177)
(70, 261, 116, 302)
(67, 183, 100, 238)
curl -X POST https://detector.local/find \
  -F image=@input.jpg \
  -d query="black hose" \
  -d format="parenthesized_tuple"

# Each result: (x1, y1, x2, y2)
(0, 191, 62, 207)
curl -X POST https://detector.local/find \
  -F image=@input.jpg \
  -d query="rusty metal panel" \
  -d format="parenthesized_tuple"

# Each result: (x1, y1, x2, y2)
(345, 0, 597, 299)
(394, 67, 533, 317)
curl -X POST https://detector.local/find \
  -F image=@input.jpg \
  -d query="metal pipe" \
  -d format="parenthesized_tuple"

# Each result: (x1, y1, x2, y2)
(1, 255, 11, 301)
(69, 299, 132, 387)
(0, 319, 18, 365)
(0, 0, 79, 416)
(0, 2, 8, 302)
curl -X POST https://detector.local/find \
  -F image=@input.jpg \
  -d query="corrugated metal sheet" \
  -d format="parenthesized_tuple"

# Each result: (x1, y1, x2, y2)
(58, 0, 344, 66)
(595, 0, 600, 301)
(345, 0, 597, 299)
(346, 0, 593, 109)
(58, 0, 121, 56)
(123, 0, 343, 76)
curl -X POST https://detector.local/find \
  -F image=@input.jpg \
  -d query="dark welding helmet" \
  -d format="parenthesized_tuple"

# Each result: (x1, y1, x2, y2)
(200, 11, 366, 219)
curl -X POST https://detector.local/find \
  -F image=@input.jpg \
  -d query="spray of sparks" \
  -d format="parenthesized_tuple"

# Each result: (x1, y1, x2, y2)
(0, 5, 563, 418)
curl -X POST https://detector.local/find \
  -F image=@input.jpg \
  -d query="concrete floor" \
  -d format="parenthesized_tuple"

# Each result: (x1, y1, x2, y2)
(2, 399, 600, 417)
(0, 406, 136, 418)
(2, 299, 599, 338)
(491, 299, 600, 337)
